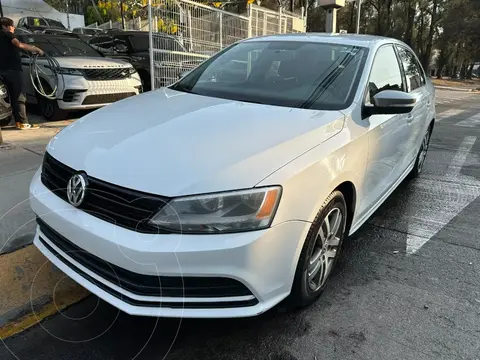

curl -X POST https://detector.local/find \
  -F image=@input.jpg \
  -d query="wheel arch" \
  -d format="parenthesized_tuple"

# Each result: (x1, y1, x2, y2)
(334, 181, 357, 233)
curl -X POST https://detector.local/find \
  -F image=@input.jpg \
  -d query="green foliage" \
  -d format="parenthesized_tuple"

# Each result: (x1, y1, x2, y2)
(307, 0, 480, 78)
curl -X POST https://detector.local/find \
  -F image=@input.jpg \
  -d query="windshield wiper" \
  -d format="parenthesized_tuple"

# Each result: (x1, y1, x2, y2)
(170, 84, 198, 95)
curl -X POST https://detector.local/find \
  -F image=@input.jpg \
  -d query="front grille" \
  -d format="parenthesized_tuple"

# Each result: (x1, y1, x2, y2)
(41, 152, 170, 233)
(82, 93, 135, 105)
(37, 218, 257, 308)
(63, 89, 86, 102)
(82, 68, 131, 81)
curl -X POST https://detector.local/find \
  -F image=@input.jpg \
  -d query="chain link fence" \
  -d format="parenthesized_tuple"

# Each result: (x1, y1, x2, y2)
(149, 1, 306, 88)
(95, 1, 306, 88)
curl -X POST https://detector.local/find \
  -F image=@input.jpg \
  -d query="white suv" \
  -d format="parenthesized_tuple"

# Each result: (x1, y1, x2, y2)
(19, 34, 142, 120)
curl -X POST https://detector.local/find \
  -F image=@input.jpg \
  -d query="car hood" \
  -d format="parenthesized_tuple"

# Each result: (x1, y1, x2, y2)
(47, 89, 345, 196)
(54, 57, 131, 69)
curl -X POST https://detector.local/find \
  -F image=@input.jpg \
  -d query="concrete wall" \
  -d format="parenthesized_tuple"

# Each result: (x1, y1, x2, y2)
(2, 0, 85, 30)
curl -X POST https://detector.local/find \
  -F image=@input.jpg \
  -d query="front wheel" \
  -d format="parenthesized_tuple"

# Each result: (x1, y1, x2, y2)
(287, 190, 347, 308)
(409, 125, 432, 179)
(39, 95, 68, 121)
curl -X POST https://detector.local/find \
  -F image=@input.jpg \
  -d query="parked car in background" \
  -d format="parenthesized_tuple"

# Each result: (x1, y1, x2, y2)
(0, 80, 12, 128)
(30, 34, 435, 318)
(40, 28, 75, 36)
(88, 30, 205, 91)
(73, 27, 105, 37)
(14, 27, 33, 35)
(17, 17, 67, 33)
(17, 34, 142, 120)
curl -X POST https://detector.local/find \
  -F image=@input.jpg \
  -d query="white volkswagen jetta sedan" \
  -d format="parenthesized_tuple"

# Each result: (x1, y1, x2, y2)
(30, 34, 435, 318)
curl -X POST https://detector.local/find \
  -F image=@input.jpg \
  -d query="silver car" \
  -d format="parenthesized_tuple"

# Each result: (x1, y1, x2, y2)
(30, 34, 435, 318)
(18, 34, 142, 121)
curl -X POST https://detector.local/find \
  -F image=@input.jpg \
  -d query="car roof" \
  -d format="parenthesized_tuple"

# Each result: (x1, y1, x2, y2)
(104, 30, 176, 38)
(242, 33, 407, 48)
(18, 33, 81, 40)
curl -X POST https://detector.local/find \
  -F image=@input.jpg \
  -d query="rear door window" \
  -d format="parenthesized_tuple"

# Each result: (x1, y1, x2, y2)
(395, 46, 426, 92)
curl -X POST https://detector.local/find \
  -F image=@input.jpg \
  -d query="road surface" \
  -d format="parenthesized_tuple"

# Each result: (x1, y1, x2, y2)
(2, 89, 480, 360)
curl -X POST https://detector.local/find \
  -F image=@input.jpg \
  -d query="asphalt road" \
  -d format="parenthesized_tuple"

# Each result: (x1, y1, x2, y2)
(2, 90, 480, 360)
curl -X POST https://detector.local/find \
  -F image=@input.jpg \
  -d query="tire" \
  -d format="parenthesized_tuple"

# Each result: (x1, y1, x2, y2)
(0, 115, 12, 128)
(287, 190, 348, 309)
(409, 124, 433, 179)
(38, 95, 68, 121)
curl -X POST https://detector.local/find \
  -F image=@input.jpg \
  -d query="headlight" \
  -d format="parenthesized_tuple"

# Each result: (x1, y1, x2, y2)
(0, 85, 7, 97)
(149, 186, 282, 234)
(58, 68, 83, 76)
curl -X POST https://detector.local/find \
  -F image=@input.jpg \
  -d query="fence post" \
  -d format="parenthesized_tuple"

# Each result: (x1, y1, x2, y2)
(219, 12, 223, 49)
(278, 7, 282, 33)
(0, 127, 3, 146)
(263, 12, 267, 35)
(247, 4, 252, 38)
(148, 0, 155, 90)
(187, 10, 194, 52)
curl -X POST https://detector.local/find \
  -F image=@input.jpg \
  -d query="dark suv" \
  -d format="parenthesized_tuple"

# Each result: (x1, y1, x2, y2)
(88, 31, 205, 91)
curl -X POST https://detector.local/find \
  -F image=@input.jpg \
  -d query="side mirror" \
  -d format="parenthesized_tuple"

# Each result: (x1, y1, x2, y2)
(363, 90, 417, 117)
(178, 70, 191, 79)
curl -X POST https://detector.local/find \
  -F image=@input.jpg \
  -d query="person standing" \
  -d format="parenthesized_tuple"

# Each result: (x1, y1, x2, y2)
(0, 17, 44, 129)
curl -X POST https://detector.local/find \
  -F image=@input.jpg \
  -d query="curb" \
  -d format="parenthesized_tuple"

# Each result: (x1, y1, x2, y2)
(434, 86, 480, 93)
(0, 244, 89, 339)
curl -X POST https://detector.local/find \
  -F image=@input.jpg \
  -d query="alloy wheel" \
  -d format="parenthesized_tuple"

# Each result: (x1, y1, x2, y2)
(306, 207, 343, 292)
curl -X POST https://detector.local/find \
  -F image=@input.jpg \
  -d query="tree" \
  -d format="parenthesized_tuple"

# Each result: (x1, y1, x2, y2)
(304, 0, 480, 79)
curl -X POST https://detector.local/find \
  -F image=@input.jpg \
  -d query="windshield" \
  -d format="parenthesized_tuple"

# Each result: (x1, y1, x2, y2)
(47, 19, 66, 29)
(170, 41, 368, 110)
(85, 28, 101, 35)
(130, 34, 185, 52)
(21, 35, 102, 57)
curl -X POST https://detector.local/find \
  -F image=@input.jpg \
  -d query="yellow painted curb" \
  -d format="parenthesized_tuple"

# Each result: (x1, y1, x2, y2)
(0, 245, 89, 339)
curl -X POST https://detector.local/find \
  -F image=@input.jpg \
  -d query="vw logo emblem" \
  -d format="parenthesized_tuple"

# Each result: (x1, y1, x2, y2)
(67, 173, 87, 207)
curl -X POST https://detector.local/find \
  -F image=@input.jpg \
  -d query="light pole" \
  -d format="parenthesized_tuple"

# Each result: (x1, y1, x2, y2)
(356, 0, 362, 34)
(0, 0, 4, 17)
(120, 0, 126, 30)
(66, 0, 71, 29)
(319, 0, 345, 34)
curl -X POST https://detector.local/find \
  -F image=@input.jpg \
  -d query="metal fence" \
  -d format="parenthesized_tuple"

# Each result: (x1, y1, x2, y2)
(149, 1, 306, 89)
(96, 1, 306, 89)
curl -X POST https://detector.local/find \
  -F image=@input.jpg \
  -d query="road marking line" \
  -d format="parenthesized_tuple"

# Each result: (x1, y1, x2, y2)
(435, 109, 465, 122)
(406, 136, 479, 255)
(445, 136, 477, 177)
(456, 113, 480, 128)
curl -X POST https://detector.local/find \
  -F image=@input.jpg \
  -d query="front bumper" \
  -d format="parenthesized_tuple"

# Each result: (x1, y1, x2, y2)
(30, 169, 310, 318)
(55, 74, 142, 111)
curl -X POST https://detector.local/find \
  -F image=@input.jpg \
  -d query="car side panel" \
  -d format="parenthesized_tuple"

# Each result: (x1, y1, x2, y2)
(405, 86, 429, 164)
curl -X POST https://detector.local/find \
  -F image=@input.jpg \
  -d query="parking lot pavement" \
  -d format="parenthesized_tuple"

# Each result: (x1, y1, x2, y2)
(1, 93, 480, 360)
